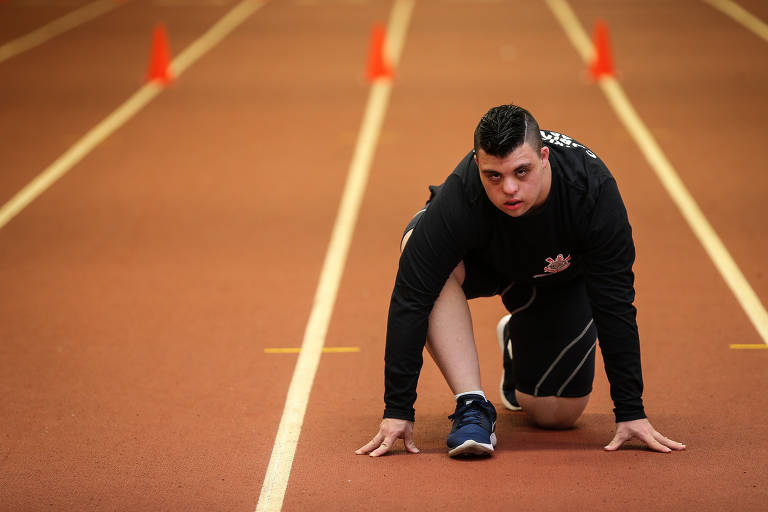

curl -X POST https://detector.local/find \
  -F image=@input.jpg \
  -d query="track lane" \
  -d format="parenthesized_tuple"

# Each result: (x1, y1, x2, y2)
(704, 0, 768, 40)
(0, 0, 96, 46)
(0, 0, 266, 230)
(0, 0, 123, 64)
(284, 0, 767, 510)
(569, 0, 768, 314)
(0, 0, 239, 209)
(0, 1, 386, 509)
(256, 2, 415, 510)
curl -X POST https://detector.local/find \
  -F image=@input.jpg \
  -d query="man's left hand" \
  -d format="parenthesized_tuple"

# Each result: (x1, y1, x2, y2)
(604, 418, 686, 453)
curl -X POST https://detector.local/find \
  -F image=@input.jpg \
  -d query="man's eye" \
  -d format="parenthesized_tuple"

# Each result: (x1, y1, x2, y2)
(516, 169, 528, 177)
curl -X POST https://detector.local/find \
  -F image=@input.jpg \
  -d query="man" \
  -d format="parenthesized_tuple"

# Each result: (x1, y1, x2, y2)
(356, 105, 685, 457)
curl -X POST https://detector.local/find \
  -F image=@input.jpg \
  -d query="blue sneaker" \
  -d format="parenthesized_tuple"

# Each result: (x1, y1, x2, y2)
(446, 394, 497, 457)
(497, 314, 522, 411)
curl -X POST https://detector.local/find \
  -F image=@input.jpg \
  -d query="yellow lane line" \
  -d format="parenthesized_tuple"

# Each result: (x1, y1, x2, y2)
(254, 1, 415, 511)
(702, 0, 768, 43)
(0, 0, 265, 230)
(730, 344, 768, 349)
(546, 0, 768, 348)
(264, 347, 360, 354)
(0, 0, 122, 64)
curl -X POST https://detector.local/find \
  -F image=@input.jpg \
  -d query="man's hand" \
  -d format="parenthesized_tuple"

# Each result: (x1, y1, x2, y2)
(355, 418, 419, 457)
(604, 418, 686, 453)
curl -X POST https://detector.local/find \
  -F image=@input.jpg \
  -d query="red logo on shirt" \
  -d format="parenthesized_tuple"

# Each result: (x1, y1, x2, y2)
(533, 254, 571, 278)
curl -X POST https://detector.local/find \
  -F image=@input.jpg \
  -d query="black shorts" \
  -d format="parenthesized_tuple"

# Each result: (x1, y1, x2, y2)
(402, 207, 596, 398)
(501, 282, 596, 398)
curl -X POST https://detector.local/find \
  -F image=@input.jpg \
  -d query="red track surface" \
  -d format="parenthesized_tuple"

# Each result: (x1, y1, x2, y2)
(1, 1, 767, 510)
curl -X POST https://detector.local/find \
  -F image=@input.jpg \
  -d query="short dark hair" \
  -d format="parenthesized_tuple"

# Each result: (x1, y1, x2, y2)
(473, 104, 542, 157)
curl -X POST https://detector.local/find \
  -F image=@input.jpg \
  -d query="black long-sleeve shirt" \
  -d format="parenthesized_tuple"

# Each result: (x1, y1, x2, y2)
(384, 130, 646, 423)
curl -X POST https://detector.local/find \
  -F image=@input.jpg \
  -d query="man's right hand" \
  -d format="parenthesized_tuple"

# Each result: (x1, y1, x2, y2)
(355, 418, 419, 457)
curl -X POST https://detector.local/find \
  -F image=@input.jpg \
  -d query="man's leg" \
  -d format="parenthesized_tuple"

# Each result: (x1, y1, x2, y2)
(401, 229, 481, 394)
(402, 228, 495, 457)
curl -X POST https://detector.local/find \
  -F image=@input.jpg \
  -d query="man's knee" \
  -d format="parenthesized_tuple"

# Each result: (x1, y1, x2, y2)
(516, 392, 590, 430)
(400, 229, 415, 253)
(450, 261, 466, 286)
(401, 228, 465, 285)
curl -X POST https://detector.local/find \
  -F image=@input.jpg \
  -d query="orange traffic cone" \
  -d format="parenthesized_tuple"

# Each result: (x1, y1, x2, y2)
(366, 23, 393, 82)
(146, 23, 173, 84)
(589, 19, 615, 80)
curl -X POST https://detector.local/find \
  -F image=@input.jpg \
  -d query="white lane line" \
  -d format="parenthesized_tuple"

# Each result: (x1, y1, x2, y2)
(545, 0, 768, 347)
(170, 0, 260, 76)
(545, 0, 591, 60)
(0, 0, 122, 64)
(0, 0, 265, 231)
(0, 84, 162, 229)
(702, 0, 768, 43)
(254, 2, 414, 511)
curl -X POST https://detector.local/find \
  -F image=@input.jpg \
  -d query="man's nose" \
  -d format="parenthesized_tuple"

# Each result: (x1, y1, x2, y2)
(502, 177, 518, 195)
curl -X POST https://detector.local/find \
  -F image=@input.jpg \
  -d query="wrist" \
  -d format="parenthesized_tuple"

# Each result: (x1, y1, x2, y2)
(384, 406, 415, 422)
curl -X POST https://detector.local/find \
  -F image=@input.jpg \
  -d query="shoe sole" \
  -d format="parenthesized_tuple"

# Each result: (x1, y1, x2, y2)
(497, 314, 522, 411)
(448, 434, 497, 457)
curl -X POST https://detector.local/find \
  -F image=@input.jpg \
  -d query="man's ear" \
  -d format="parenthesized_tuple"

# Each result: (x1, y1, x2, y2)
(540, 146, 550, 165)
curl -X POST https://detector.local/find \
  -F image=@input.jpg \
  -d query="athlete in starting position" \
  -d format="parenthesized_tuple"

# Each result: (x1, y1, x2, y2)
(356, 104, 686, 457)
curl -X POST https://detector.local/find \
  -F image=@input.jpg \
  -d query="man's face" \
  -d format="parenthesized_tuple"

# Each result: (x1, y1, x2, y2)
(475, 143, 551, 217)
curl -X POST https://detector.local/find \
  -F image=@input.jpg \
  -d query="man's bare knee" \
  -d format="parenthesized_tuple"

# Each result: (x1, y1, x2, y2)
(400, 229, 415, 253)
(401, 228, 465, 286)
(517, 392, 590, 430)
(450, 261, 465, 286)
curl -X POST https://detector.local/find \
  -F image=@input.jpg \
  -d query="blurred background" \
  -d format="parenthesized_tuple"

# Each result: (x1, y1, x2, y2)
(1, 1, 767, 510)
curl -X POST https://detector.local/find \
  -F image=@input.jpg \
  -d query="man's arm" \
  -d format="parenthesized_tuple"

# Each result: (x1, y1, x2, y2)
(581, 177, 645, 422)
(582, 177, 685, 452)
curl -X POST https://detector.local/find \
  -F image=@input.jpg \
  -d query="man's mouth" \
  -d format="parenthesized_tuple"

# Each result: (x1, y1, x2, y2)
(503, 200, 523, 211)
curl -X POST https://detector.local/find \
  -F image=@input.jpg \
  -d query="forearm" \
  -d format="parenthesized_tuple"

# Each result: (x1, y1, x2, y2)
(593, 305, 646, 421)
(382, 290, 430, 421)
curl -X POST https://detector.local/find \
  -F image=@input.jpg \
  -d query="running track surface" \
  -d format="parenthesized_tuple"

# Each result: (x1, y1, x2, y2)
(1, 0, 767, 510)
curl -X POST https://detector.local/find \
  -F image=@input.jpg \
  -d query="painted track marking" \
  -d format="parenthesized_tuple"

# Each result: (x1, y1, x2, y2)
(0, 0, 122, 64)
(730, 344, 768, 350)
(702, 0, 768, 42)
(546, 0, 768, 347)
(264, 347, 360, 354)
(254, 1, 415, 511)
(0, 0, 265, 231)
